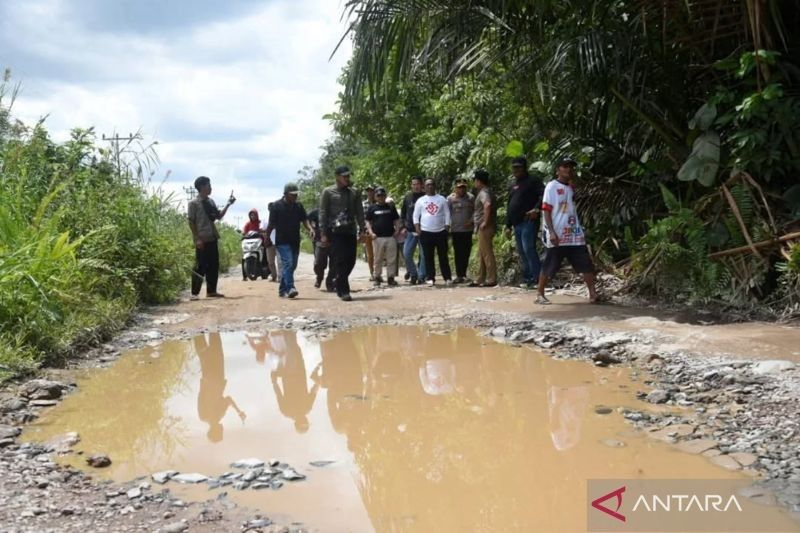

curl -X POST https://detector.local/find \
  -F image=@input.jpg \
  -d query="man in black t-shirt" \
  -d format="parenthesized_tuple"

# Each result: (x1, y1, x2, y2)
(265, 183, 314, 298)
(365, 187, 400, 286)
(504, 157, 545, 289)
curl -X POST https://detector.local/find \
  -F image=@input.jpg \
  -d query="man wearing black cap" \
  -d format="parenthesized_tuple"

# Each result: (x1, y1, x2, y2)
(504, 156, 545, 289)
(187, 176, 235, 299)
(265, 183, 313, 299)
(319, 166, 365, 301)
(447, 177, 474, 284)
(536, 157, 598, 304)
(365, 186, 400, 286)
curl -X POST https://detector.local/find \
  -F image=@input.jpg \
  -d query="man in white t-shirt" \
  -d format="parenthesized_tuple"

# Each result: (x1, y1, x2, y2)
(536, 157, 598, 304)
(413, 179, 452, 286)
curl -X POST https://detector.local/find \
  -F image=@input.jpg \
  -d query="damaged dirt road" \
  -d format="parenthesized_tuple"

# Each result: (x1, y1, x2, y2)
(2, 253, 799, 532)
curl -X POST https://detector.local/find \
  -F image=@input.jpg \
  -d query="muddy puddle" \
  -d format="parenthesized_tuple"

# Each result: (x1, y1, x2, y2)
(23, 327, 794, 531)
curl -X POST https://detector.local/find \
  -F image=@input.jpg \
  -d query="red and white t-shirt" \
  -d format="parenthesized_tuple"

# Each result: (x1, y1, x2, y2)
(541, 180, 586, 248)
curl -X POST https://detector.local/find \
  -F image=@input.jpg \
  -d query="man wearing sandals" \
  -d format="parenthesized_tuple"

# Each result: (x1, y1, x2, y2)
(536, 157, 598, 305)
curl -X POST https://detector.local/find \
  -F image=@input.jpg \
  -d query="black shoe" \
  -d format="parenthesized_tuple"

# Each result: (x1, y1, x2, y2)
(410, 276, 418, 285)
(404, 272, 410, 281)
(288, 288, 299, 299)
(387, 277, 397, 286)
(243, 277, 248, 282)
(339, 293, 353, 302)
(314, 279, 322, 289)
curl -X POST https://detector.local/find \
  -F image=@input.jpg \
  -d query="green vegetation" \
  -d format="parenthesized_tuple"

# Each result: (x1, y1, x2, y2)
(299, 0, 800, 312)
(0, 73, 238, 380)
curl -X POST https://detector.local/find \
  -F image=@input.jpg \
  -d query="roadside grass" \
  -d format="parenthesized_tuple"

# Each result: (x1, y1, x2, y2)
(0, 107, 239, 382)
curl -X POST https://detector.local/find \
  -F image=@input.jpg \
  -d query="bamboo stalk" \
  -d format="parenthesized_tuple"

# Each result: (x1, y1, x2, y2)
(708, 231, 800, 258)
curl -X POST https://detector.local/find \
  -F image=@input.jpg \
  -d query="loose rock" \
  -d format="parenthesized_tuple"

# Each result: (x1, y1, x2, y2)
(86, 454, 112, 468)
(20, 379, 64, 400)
(646, 390, 669, 404)
(231, 458, 265, 469)
(152, 470, 179, 484)
(172, 473, 208, 484)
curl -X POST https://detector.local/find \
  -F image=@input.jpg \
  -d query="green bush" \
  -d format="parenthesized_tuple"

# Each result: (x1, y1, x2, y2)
(0, 90, 236, 380)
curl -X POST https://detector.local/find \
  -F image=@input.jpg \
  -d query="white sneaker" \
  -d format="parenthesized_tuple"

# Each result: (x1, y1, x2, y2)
(426, 280, 435, 286)
(444, 280, 453, 287)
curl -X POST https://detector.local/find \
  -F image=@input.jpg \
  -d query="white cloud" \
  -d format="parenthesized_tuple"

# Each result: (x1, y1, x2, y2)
(2, 0, 352, 222)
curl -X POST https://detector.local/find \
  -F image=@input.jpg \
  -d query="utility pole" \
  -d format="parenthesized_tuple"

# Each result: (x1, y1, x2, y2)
(101, 133, 137, 180)
(183, 186, 196, 202)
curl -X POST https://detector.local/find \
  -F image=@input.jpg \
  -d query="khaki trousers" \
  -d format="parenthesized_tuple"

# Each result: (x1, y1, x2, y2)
(476, 227, 497, 284)
(372, 236, 397, 280)
(364, 234, 375, 276)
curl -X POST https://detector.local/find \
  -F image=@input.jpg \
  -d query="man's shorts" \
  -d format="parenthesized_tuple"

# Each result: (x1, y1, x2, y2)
(541, 245, 594, 277)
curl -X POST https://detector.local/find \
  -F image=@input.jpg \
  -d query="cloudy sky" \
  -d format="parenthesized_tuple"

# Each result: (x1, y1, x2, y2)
(0, 0, 352, 226)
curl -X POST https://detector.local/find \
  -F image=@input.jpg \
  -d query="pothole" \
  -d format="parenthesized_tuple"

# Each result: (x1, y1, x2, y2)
(22, 326, 793, 531)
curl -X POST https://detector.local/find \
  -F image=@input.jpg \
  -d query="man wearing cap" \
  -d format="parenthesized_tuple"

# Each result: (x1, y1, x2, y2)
(362, 184, 377, 280)
(470, 169, 497, 287)
(400, 176, 426, 284)
(265, 183, 313, 299)
(365, 187, 400, 286)
(187, 176, 235, 299)
(504, 156, 545, 289)
(319, 166, 366, 301)
(536, 157, 598, 304)
(447, 177, 475, 284)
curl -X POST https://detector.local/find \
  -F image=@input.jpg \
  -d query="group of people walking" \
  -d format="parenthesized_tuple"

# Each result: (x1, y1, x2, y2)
(187, 156, 598, 304)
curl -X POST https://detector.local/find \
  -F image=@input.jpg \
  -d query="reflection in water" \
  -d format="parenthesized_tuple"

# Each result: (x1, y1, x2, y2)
(26, 327, 776, 532)
(195, 333, 246, 442)
(547, 385, 589, 451)
(316, 332, 367, 450)
(268, 331, 319, 433)
(246, 332, 270, 364)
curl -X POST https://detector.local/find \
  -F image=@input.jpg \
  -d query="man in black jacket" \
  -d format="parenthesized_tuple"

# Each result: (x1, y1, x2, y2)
(504, 157, 545, 289)
(319, 166, 365, 301)
(400, 175, 426, 284)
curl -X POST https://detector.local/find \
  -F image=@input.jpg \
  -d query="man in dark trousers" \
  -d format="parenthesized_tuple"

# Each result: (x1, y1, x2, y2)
(447, 177, 475, 284)
(504, 157, 545, 289)
(265, 183, 313, 299)
(319, 166, 365, 301)
(187, 176, 235, 299)
(307, 207, 335, 291)
(537, 156, 598, 304)
(400, 175, 427, 284)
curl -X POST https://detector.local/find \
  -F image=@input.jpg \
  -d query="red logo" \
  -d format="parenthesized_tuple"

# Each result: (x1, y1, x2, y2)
(592, 486, 626, 522)
(425, 203, 439, 215)
(557, 188, 565, 195)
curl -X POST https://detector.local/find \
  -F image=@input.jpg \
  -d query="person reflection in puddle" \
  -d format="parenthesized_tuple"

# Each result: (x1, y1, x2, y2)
(546, 385, 589, 451)
(313, 333, 366, 451)
(269, 331, 319, 433)
(246, 332, 270, 365)
(195, 333, 246, 442)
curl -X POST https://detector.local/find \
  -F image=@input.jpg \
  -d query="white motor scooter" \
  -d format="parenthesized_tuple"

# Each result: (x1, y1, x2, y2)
(241, 231, 268, 280)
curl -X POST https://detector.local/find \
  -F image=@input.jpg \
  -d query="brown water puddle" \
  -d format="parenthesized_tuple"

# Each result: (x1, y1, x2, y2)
(22, 327, 791, 532)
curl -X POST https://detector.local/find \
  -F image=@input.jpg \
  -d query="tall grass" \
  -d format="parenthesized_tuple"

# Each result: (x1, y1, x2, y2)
(0, 79, 238, 380)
